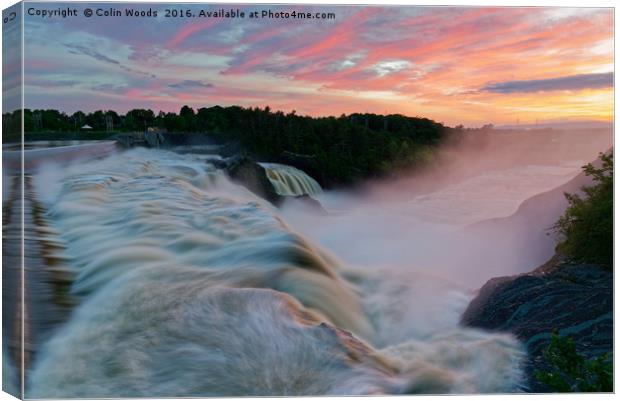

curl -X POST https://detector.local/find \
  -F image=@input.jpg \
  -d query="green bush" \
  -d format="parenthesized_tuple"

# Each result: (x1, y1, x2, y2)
(554, 151, 613, 267)
(535, 333, 612, 392)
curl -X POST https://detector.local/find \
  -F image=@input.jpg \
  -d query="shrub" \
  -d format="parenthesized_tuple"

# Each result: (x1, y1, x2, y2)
(535, 333, 612, 392)
(554, 151, 613, 267)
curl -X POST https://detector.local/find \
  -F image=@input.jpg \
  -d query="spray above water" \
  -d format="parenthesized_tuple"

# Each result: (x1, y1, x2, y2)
(25, 148, 527, 397)
(282, 127, 612, 288)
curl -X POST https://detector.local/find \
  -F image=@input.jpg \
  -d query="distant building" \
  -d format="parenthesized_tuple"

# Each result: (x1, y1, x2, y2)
(81, 124, 93, 130)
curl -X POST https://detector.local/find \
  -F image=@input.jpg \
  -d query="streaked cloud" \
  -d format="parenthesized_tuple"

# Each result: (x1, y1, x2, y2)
(167, 80, 214, 90)
(65, 43, 121, 65)
(64, 43, 156, 78)
(482, 72, 613, 93)
(21, 4, 613, 125)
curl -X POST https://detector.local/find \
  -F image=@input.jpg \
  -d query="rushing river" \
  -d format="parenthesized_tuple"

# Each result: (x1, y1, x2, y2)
(10, 147, 531, 397)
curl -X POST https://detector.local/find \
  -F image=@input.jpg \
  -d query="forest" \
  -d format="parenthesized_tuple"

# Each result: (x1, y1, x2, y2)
(3, 106, 450, 186)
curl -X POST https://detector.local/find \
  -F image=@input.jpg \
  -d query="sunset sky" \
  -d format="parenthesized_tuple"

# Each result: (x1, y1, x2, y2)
(20, 3, 614, 126)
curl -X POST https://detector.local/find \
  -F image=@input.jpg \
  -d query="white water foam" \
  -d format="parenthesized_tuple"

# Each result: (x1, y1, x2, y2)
(28, 148, 524, 397)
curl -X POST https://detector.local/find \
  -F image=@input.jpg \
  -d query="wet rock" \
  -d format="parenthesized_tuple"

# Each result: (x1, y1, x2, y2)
(461, 257, 612, 392)
(225, 155, 282, 205)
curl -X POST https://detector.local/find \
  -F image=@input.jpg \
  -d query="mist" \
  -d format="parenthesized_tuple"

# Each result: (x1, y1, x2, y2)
(281, 126, 612, 289)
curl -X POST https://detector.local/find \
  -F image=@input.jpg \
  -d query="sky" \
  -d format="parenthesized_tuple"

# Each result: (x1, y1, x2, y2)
(16, 3, 614, 126)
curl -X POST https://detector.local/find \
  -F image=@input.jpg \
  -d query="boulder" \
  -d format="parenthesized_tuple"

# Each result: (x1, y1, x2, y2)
(224, 155, 282, 205)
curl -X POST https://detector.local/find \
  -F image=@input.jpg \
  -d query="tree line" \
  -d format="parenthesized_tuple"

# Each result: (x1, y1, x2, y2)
(3, 105, 449, 185)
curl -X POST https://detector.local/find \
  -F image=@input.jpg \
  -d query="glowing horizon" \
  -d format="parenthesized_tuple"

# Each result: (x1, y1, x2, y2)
(18, 4, 614, 126)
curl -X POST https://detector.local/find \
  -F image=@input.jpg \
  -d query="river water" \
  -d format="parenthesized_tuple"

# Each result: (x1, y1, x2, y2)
(4, 147, 532, 397)
(3, 138, 604, 396)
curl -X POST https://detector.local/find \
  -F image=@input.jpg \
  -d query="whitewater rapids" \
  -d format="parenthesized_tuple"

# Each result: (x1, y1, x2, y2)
(27, 148, 524, 397)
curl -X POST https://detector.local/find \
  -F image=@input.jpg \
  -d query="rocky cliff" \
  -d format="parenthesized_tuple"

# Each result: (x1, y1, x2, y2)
(461, 256, 612, 392)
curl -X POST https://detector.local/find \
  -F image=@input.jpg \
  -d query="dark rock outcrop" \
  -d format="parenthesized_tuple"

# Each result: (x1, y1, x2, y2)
(461, 257, 612, 392)
(224, 155, 282, 205)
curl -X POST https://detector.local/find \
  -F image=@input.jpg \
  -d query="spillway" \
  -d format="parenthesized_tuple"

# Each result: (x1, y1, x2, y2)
(259, 162, 323, 197)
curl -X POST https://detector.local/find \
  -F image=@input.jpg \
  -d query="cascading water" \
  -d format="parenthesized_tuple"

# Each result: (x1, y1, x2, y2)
(25, 148, 524, 397)
(259, 162, 323, 197)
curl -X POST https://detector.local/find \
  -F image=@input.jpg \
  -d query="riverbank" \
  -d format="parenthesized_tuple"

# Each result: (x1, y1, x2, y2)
(461, 255, 612, 392)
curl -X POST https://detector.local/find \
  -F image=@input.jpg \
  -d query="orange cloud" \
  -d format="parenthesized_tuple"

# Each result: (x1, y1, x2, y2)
(25, 5, 614, 126)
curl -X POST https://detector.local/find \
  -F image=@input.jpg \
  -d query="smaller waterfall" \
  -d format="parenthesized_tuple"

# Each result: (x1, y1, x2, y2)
(259, 163, 322, 197)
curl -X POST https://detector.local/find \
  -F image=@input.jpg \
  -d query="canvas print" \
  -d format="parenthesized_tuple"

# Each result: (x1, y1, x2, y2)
(1, 1, 614, 398)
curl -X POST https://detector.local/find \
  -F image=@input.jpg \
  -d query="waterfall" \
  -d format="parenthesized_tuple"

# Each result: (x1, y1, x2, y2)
(259, 163, 322, 197)
(25, 148, 524, 397)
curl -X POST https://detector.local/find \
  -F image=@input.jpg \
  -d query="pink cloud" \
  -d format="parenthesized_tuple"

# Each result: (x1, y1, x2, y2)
(24, 6, 614, 125)
(166, 19, 222, 48)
